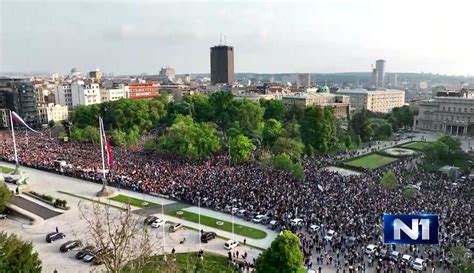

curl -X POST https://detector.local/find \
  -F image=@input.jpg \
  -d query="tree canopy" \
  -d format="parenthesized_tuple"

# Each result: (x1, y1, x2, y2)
(423, 135, 465, 169)
(0, 232, 42, 273)
(380, 170, 398, 189)
(0, 183, 12, 213)
(300, 106, 337, 153)
(230, 134, 256, 163)
(260, 99, 287, 121)
(159, 115, 220, 159)
(255, 230, 305, 273)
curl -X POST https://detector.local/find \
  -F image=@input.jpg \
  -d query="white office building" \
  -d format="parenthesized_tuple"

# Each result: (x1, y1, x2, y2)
(71, 81, 101, 108)
(37, 103, 69, 124)
(55, 83, 73, 109)
(100, 87, 127, 102)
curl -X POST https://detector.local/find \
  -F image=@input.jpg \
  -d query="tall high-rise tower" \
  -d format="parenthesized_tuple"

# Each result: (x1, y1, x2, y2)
(210, 45, 234, 85)
(375, 59, 385, 87)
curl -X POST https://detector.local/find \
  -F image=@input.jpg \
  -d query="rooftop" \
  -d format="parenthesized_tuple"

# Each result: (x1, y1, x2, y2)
(337, 88, 404, 94)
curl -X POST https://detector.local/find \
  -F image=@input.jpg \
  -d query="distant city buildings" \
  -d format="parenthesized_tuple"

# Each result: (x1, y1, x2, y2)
(100, 86, 127, 102)
(297, 73, 311, 88)
(159, 66, 176, 82)
(282, 88, 350, 118)
(210, 45, 234, 85)
(414, 88, 474, 136)
(88, 69, 102, 82)
(375, 59, 385, 87)
(337, 88, 405, 113)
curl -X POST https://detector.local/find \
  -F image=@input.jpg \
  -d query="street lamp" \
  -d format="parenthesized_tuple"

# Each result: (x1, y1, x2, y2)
(198, 193, 202, 251)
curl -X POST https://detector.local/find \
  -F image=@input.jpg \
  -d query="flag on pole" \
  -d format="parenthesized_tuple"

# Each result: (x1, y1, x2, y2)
(99, 117, 113, 166)
(11, 111, 41, 134)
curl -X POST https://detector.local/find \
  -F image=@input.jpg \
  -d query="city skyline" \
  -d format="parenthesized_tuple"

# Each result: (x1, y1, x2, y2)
(1, 0, 474, 76)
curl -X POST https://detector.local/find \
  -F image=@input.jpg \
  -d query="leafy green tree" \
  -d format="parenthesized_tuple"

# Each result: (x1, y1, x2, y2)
(281, 120, 301, 139)
(110, 129, 127, 146)
(380, 170, 398, 189)
(284, 104, 304, 122)
(160, 115, 220, 159)
(184, 94, 212, 123)
(272, 153, 304, 180)
(372, 120, 393, 140)
(0, 184, 12, 213)
(343, 135, 352, 148)
(260, 99, 287, 121)
(48, 120, 55, 128)
(390, 105, 416, 129)
(263, 119, 282, 147)
(255, 230, 305, 273)
(402, 188, 416, 199)
(230, 134, 256, 163)
(272, 137, 304, 161)
(354, 135, 362, 147)
(209, 91, 237, 130)
(0, 232, 42, 273)
(143, 139, 159, 153)
(350, 110, 374, 142)
(82, 125, 100, 143)
(448, 245, 474, 273)
(72, 104, 100, 129)
(233, 99, 265, 137)
(300, 106, 337, 153)
(423, 135, 464, 168)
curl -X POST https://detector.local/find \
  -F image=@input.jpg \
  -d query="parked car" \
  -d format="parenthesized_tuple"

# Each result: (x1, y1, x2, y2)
(75, 246, 95, 259)
(291, 218, 304, 227)
(324, 230, 336, 241)
(83, 248, 103, 263)
(244, 212, 255, 221)
(45, 232, 65, 243)
(309, 225, 320, 234)
(59, 240, 82, 252)
(252, 215, 267, 223)
(169, 223, 183, 232)
(0, 214, 6, 220)
(365, 244, 377, 255)
(151, 217, 166, 228)
(144, 216, 158, 225)
(261, 216, 272, 225)
(4, 175, 19, 184)
(237, 209, 247, 218)
(268, 220, 278, 230)
(402, 254, 413, 266)
(390, 251, 401, 261)
(412, 258, 425, 271)
(224, 239, 239, 250)
(201, 231, 217, 243)
(345, 236, 356, 248)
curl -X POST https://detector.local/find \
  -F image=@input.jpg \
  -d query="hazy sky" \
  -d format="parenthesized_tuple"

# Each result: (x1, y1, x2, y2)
(1, 0, 473, 75)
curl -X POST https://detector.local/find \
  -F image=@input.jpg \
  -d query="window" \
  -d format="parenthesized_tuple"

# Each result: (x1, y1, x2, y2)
(465, 108, 467, 112)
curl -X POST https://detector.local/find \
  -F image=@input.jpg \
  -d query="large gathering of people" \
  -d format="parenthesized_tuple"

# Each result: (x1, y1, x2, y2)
(0, 130, 472, 272)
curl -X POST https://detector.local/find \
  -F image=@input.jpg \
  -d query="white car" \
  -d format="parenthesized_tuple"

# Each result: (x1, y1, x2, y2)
(291, 218, 304, 226)
(402, 254, 413, 264)
(252, 215, 266, 223)
(151, 218, 166, 228)
(324, 230, 336, 241)
(224, 239, 239, 250)
(237, 209, 247, 217)
(365, 244, 377, 255)
(309, 225, 320, 233)
(412, 258, 425, 270)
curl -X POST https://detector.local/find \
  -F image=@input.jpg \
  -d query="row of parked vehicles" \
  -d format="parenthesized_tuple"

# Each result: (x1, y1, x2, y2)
(45, 231, 103, 264)
(365, 244, 426, 270)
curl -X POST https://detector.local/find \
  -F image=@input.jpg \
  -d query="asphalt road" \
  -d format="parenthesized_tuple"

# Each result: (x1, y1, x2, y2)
(11, 196, 62, 220)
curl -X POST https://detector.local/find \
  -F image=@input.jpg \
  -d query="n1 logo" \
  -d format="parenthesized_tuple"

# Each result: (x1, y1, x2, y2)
(383, 214, 439, 244)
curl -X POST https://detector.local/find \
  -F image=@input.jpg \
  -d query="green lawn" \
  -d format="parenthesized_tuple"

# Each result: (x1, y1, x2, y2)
(166, 209, 267, 240)
(109, 194, 159, 208)
(0, 166, 15, 174)
(402, 141, 431, 151)
(344, 154, 398, 170)
(124, 252, 238, 273)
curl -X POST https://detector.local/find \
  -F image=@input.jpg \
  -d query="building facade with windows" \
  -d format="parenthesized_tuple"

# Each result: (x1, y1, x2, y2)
(210, 45, 234, 85)
(71, 81, 101, 108)
(55, 83, 73, 109)
(37, 103, 69, 124)
(337, 88, 405, 113)
(128, 82, 159, 99)
(100, 87, 126, 102)
(414, 90, 474, 136)
(0, 78, 39, 127)
(282, 91, 350, 118)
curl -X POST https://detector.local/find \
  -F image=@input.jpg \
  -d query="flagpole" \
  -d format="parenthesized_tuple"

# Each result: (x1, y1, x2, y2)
(96, 116, 113, 197)
(9, 110, 19, 173)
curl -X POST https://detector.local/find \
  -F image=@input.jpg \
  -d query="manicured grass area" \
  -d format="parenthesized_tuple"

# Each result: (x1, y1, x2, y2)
(166, 209, 267, 240)
(57, 190, 126, 210)
(109, 194, 159, 208)
(124, 252, 238, 273)
(344, 153, 398, 170)
(402, 141, 431, 151)
(0, 165, 15, 174)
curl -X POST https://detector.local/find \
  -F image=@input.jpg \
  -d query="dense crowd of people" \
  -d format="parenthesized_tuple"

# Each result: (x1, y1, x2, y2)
(0, 130, 472, 272)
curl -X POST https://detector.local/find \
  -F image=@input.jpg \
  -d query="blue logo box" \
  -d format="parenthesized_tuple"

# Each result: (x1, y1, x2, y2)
(383, 214, 439, 244)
